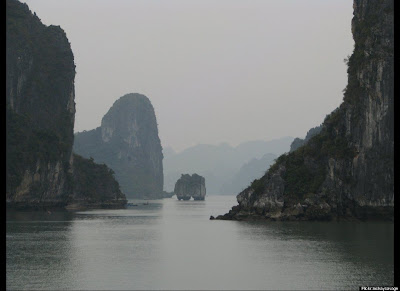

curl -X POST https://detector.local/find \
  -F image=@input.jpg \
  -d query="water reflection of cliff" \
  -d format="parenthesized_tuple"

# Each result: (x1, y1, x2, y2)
(6, 210, 77, 290)
(67, 206, 165, 290)
(234, 221, 394, 289)
(6, 209, 75, 222)
(6, 200, 394, 290)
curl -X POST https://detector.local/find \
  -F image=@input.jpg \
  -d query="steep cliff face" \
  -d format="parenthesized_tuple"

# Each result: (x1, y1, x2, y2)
(6, 0, 76, 205)
(216, 0, 393, 221)
(73, 93, 164, 199)
(174, 174, 206, 201)
(6, 0, 126, 209)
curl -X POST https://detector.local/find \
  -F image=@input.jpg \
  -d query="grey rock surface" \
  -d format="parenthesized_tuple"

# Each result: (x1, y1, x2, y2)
(174, 174, 206, 201)
(74, 93, 164, 199)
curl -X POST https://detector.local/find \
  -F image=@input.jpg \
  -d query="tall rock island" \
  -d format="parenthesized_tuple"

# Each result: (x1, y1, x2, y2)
(216, 0, 393, 221)
(73, 93, 164, 199)
(6, 0, 126, 209)
(174, 174, 206, 201)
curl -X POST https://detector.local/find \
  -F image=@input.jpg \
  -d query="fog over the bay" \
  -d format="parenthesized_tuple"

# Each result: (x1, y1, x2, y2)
(22, 0, 354, 152)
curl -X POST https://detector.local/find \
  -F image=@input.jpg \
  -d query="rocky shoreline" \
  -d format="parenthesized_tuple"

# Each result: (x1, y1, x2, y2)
(211, 204, 393, 222)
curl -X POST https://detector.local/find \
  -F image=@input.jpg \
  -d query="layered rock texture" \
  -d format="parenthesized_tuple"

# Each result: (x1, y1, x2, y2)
(73, 93, 164, 199)
(216, 0, 393, 221)
(175, 174, 206, 201)
(6, 0, 126, 209)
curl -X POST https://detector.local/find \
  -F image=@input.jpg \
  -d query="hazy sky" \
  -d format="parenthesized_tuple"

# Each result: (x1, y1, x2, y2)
(22, 0, 354, 152)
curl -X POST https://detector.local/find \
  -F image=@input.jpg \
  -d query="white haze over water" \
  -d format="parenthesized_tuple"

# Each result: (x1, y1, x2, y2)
(22, 0, 354, 152)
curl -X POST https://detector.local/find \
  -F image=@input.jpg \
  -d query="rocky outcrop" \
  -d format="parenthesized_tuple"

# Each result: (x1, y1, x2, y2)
(215, 0, 393, 221)
(6, 0, 126, 209)
(69, 154, 127, 209)
(174, 174, 206, 201)
(73, 93, 164, 199)
(290, 125, 323, 152)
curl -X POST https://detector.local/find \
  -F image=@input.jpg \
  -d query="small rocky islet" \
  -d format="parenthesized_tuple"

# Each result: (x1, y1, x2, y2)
(174, 174, 206, 201)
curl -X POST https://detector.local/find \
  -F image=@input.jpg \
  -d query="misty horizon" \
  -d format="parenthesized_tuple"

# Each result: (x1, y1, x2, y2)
(22, 0, 354, 152)
(161, 135, 295, 155)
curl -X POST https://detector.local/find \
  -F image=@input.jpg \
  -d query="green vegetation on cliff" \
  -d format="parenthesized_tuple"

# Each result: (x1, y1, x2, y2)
(71, 154, 125, 203)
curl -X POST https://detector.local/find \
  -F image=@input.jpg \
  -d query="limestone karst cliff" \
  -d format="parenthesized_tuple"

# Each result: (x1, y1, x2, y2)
(73, 93, 164, 199)
(6, 0, 126, 209)
(174, 174, 206, 201)
(216, 0, 393, 221)
(6, 0, 75, 206)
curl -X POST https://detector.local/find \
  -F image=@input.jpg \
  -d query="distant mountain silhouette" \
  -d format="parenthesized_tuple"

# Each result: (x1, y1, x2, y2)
(163, 136, 293, 195)
(220, 153, 277, 195)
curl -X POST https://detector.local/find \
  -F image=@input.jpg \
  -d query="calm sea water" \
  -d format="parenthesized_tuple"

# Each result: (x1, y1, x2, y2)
(6, 195, 394, 290)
